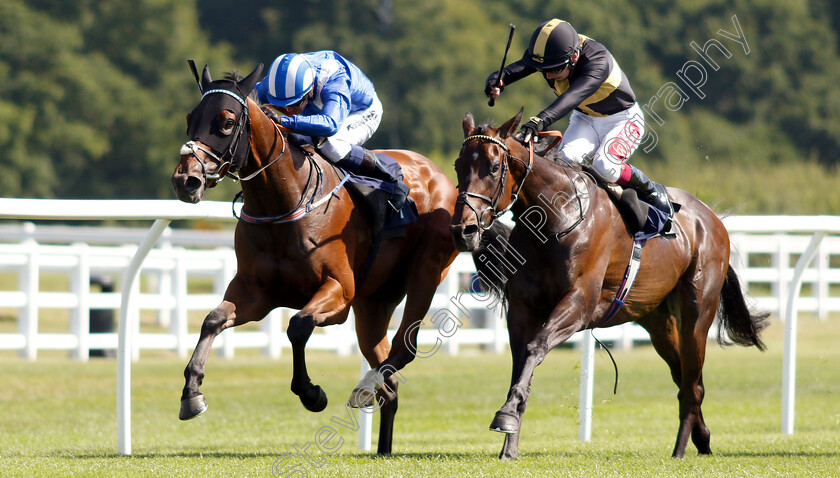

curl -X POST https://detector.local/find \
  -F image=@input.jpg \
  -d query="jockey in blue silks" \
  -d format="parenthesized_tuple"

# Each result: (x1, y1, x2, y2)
(255, 50, 408, 211)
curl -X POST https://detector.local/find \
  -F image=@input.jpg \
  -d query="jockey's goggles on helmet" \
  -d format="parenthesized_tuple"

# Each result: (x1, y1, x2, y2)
(540, 57, 572, 73)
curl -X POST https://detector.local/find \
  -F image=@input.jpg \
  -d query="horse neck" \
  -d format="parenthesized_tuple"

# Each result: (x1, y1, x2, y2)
(509, 151, 591, 230)
(238, 105, 317, 217)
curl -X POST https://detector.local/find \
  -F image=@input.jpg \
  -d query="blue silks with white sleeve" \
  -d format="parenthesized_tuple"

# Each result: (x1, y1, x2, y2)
(255, 51, 377, 138)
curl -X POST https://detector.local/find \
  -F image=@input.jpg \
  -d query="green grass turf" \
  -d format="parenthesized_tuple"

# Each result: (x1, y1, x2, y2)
(1, 316, 838, 477)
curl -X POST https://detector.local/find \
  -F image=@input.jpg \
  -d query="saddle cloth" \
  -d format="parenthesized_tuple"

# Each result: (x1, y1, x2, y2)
(337, 151, 419, 238)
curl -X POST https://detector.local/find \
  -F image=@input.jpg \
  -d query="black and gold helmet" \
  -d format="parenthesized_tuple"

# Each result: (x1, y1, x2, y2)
(522, 19, 581, 71)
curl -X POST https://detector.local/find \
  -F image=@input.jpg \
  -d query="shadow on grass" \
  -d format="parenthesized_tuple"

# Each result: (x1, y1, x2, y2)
(343, 448, 840, 461)
(69, 451, 281, 459)
(341, 451, 497, 461)
(715, 450, 840, 458)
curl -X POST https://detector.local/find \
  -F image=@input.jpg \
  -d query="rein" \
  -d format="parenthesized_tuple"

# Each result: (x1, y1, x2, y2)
(230, 120, 289, 182)
(233, 118, 349, 225)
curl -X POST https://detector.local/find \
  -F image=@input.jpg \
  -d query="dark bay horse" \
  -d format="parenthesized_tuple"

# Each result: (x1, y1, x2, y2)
(171, 64, 458, 454)
(450, 110, 768, 460)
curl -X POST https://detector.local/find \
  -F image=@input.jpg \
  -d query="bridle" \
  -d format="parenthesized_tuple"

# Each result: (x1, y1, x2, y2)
(180, 87, 286, 187)
(457, 134, 533, 230)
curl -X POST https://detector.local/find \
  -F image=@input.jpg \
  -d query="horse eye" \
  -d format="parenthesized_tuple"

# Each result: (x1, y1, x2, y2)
(491, 163, 501, 174)
(224, 119, 235, 129)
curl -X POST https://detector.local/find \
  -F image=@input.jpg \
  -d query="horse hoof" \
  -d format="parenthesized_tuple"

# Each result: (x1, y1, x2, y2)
(346, 387, 377, 408)
(489, 410, 519, 434)
(179, 394, 208, 420)
(300, 385, 328, 412)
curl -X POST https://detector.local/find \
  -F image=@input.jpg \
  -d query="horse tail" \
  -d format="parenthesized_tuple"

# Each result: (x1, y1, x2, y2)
(469, 220, 513, 310)
(717, 265, 770, 351)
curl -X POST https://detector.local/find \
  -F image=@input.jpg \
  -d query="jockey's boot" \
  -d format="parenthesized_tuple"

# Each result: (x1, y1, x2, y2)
(623, 165, 673, 217)
(341, 145, 409, 212)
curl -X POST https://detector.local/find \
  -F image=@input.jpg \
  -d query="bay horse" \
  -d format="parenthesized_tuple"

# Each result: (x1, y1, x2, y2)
(171, 64, 458, 454)
(450, 110, 768, 460)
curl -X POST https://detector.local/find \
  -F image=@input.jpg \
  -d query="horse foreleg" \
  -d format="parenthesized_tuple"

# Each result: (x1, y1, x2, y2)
(288, 278, 352, 412)
(179, 274, 273, 420)
(179, 301, 235, 420)
(497, 301, 541, 461)
(491, 292, 592, 459)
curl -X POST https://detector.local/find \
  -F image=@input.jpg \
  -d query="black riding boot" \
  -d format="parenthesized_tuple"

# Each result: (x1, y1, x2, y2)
(359, 149, 409, 212)
(336, 146, 409, 212)
(625, 165, 673, 216)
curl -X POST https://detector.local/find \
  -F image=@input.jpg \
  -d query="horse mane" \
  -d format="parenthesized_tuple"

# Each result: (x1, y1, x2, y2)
(475, 122, 496, 135)
(223, 71, 260, 103)
(470, 220, 511, 313)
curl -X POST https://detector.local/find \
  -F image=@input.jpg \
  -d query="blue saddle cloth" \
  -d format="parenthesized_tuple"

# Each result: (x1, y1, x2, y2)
(340, 152, 418, 232)
(635, 202, 680, 243)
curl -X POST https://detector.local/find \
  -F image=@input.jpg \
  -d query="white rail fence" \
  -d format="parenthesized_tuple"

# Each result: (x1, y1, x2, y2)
(2, 221, 840, 360)
(0, 223, 653, 360)
(0, 200, 837, 454)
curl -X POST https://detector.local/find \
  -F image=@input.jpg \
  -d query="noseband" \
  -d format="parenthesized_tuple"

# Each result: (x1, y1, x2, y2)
(457, 134, 533, 230)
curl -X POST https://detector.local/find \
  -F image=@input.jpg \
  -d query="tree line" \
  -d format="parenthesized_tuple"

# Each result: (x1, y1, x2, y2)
(2, 0, 839, 213)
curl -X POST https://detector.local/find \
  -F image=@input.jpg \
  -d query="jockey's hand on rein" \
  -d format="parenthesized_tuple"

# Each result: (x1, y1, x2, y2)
(261, 106, 282, 124)
(515, 116, 545, 143)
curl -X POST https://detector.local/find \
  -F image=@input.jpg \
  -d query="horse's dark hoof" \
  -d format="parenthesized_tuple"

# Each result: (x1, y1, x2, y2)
(179, 394, 208, 420)
(499, 452, 519, 461)
(300, 385, 328, 412)
(489, 410, 519, 434)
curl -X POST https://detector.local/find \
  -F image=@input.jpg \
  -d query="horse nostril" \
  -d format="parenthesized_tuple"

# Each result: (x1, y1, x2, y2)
(463, 224, 479, 237)
(184, 176, 203, 193)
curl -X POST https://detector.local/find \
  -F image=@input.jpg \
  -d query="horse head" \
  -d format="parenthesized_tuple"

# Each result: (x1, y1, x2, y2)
(172, 63, 264, 203)
(450, 109, 527, 252)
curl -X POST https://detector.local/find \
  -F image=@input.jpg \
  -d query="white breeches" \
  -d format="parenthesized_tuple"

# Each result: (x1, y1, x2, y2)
(318, 96, 383, 161)
(558, 102, 645, 183)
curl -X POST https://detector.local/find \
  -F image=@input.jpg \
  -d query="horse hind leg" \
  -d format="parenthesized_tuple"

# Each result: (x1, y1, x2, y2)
(349, 295, 403, 454)
(670, 282, 718, 458)
(639, 304, 713, 457)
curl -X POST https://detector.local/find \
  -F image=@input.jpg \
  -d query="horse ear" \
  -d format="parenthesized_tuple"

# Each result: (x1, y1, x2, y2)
(498, 107, 524, 139)
(201, 65, 212, 91)
(238, 63, 264, 95)
(462, 112, 476, 137)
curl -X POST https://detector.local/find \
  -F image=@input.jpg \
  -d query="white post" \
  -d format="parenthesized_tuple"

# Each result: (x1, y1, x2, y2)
(816, 240, 828, 321)
(781, 232, 825, 435)
(358, 359, 373, 451)
(261, 308, 283, 359)
(773, 234, 789, 320)
(19, 237, 39, 360)
(493, 306, 505, 354)
(118, 219, 171, 455)
(70, 244, 91, 361)
(157, 227, 173, 328)
(578, 329, 595, 442)
(216, 253, 236, 359)
(172, 253, 189, 359)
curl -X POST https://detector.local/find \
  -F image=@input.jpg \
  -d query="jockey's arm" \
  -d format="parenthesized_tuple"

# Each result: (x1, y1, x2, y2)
(280, 76, 351, 137)
(537, 51, 610, 126)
